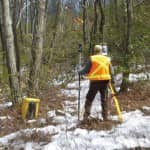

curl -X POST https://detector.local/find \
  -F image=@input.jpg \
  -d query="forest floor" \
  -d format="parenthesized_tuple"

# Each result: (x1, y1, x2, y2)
(0, 81, 150, 138)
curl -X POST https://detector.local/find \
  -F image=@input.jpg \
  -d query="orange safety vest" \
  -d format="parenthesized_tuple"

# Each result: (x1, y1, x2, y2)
(87, 55, 111, 80)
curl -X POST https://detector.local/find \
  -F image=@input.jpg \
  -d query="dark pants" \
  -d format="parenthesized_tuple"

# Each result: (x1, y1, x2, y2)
(84, 80, 109, 120)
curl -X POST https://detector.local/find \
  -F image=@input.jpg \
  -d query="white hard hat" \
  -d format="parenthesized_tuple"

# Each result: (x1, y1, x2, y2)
(94, 45, 102, 51)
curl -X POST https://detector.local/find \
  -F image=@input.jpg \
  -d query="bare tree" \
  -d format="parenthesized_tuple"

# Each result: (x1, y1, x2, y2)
(12, 0, 21, 75)
(126, 0, 132, 52)
(89, 0, 105, 53)
(83, 0, 87, 47)
(98, 0, 105, 42)
(28, 0, 46, 96)
(48, 0, 60, 64)
(93, 0, 98, 43)
(0, 3, 7, 73)
(25, 0, 29, 34)
(0, 0, 21, 104)
(114, 0, 119, 26)
(88, 0, 98, 54)
(59, 0, 64, 32)
(120, 0, 133, 91)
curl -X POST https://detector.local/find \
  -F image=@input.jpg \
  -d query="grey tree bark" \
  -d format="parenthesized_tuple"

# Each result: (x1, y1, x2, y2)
(28, 0, 46, 96)
(120, 0, 132, 91)
(49, 0, 60, 64)
(98, 0, 105, 42)
(114, 0, 118, 26)
(0, 0, 21, 104)
(83, 0, 87, 47)
(0, 3, 7, 74)
(93, 0, 98, 43)
(12, 0, 21, 75)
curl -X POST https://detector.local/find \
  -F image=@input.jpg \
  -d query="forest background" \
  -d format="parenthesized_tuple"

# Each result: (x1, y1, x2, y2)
(0, 0, 149, 105)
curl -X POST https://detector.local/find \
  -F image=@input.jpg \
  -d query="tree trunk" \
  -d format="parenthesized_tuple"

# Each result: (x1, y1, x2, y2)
(48, 0, 60, 64)
(28, 0, 46, 96)
(121, 0, 132, 91)
(83, 0, 87, 47)
(0, 22, 5, 50)
(25, 0, 29, 34)
(0, 6, 7, 75)
(17, 0, 24, 44)
(1, 0, 21, 104)
(59, 0, 64, 32)
(0, 4, 6, 52)
(114, 0, 119, 26)
(98, 0, 105, 42)
(126, 0, 132, 51)
(93, 0, 98, 42)
(89, 0, 98, 54)
(12, 0, 20, 75)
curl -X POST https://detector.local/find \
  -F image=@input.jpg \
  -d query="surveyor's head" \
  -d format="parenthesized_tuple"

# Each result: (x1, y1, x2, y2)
(94, 45, 102, 54)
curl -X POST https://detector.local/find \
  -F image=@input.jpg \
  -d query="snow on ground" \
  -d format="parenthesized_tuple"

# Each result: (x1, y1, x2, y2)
(0, 102, 12, 109)
(0, 79, 150, 150)
(129, 73, 150, 82)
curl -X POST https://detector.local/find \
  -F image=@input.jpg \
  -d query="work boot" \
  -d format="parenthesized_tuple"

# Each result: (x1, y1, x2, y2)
(83, 112, 89, 121)
(83, 99, 92, 121)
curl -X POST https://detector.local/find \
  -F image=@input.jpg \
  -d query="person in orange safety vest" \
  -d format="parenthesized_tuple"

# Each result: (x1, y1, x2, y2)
(78, 45, 113, 121)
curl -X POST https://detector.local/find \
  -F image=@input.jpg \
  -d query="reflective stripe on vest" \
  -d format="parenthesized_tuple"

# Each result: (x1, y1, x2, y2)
(87, 55, 111, 80)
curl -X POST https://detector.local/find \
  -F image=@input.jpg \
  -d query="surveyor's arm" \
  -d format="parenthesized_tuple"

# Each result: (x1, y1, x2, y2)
(78, 59, 92, 75)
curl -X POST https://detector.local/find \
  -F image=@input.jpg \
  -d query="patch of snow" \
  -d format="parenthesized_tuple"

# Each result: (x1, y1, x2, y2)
(0, 102, 12, 109)
(27, 119, 37, 124)
(0, 79, 150, 150)
(0, 132, 21, 145)
(24, 142, 33, 150)
(129, 73, 150, 82)
(0, 116, 11, 120)
(74, 128, 88, 136)
(142, 106, 150, 111)
(47, 110, 56, 118)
